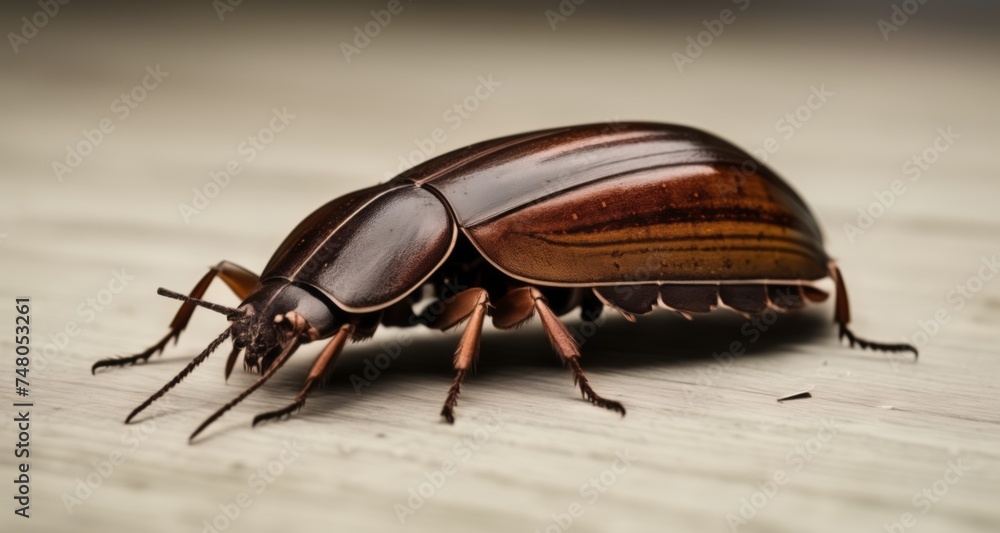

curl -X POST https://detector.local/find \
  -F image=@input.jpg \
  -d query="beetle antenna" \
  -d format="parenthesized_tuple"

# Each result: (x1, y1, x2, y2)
(124, 326, 233, 424)
(189, 336, 302, 442)
(157, 287, 244, 319)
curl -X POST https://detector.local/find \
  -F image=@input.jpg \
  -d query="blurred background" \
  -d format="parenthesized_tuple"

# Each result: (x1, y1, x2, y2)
(2, 1, 998, 532)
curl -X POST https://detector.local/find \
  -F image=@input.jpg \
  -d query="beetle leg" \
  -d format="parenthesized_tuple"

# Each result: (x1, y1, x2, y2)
(420, 288, 491, 424)
(251, 323, 356, 426)
(493, 287, 625, 417)
(92, 261, 259, 374)
(829, 261, 918, 358)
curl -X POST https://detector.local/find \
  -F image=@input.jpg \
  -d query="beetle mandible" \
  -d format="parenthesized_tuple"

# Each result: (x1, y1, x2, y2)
(92, 122, 917, 440)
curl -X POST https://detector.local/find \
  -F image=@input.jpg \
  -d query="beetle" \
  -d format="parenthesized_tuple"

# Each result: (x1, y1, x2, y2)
(93, 122, 917, 440)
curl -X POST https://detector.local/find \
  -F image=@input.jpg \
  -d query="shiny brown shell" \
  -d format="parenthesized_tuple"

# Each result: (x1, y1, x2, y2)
(262, 122, 830, 313)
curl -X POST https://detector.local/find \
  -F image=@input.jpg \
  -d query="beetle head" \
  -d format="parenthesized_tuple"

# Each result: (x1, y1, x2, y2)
(157, 282, 336, 375)
(231, 282, 335, 373)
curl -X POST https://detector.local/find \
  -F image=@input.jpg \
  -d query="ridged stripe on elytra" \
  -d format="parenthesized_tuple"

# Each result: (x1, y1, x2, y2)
(395, 123, 821, 240)
(463, 162, 829, 285)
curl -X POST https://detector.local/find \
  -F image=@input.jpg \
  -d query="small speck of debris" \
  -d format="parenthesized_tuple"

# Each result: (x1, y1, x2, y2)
(376, 433, 386, 438)
(879, 405, 895, 410)
(777, 390, 813, 402)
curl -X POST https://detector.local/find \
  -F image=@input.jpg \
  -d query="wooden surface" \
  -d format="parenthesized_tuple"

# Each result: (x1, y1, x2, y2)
(2, 3, 998, 532)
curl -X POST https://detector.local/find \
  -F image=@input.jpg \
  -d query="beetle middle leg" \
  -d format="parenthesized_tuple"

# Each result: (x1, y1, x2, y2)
(420, 288, 491, 424)
(92, 261, 259, 374)
(493, 287, 625, 417)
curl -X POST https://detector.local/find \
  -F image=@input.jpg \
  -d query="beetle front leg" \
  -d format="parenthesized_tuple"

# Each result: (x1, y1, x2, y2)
(493, 287, 625, 417)
(252, 323, 356, 426)
(92, 261, 259, 374)
(421, 288, 491, 424)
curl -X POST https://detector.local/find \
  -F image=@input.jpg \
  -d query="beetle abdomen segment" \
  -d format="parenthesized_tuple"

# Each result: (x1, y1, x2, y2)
(594, 285, 660, 314)
(596, 282, 829, 317)
(659, 284, 718, 313)
(465, 163, 829, 285)
(719, 284, 768, 314)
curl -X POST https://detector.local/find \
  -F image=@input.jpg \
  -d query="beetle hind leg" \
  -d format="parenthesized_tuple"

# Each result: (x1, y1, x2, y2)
(837, 323, 917, 356)
(829, 262, 918, 358)
(494, 287, 625, 417)
(92, 261, 259, 374)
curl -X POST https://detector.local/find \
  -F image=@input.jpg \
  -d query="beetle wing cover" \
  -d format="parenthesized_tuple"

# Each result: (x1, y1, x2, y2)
(400, 122, 828, 284)
(262, 184, 455, 312)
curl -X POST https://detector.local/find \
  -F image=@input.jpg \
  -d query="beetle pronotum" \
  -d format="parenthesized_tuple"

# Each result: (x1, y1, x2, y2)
(93, 122, 916, 440)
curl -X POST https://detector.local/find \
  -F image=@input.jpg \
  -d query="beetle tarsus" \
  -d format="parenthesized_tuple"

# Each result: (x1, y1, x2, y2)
(91, 329, 180, 374)
(440, 370, 466, 425)
(568, 359, 627, 416)
(252, 400, 305, 427)
(839, 323, 918, 359)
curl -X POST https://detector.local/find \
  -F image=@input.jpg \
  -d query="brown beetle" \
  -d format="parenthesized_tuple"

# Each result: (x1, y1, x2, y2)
(93, 122, 916, 440)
